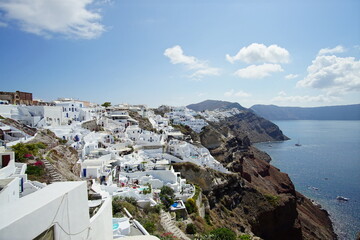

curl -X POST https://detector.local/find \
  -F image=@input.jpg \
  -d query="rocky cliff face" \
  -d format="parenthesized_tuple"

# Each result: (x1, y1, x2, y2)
(206, 111, 289, 144)
(173, 114, 336, 240)
(29, 129, 81, 181)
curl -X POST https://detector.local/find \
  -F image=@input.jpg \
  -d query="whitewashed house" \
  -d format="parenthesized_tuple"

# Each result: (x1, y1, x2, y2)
(55, 101, 90, 124)
(0, 181, 113, 240)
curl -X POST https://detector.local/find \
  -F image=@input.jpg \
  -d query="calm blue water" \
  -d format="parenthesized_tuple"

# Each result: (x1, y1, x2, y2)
(255, 120, 360, 240)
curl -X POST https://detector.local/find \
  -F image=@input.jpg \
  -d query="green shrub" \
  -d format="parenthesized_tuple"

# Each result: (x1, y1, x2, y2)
(35, 142, 47, 149)
(113, 212, 124, 218)
(102, 102, 111, 108)
(112, 196, 138, 215)
(112, 196, 123, 215)
(264, 194, 280, 206)
(205, 213, 212, 226)
(26, 165, 45, 176)
(160, 186, 175, 198)
(160, 186, 175, 208)
(192, 185, 201, 201)
(124, 196, 138, 206)
(185, 198, 198, 214)
(11, 142, 47, 162)
(122, 201, 137, 215)
(143, 220, 156, 234)
(186, 223, 197, 234)
(210, 228, 236, 240)
(239, 234, 252, 240)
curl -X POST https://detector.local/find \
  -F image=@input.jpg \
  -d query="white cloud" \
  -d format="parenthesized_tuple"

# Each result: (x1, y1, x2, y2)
(224, 89, 252, 98)
(285, 74, 299, 79)
(164, 45, 221, 79)
(297, 55, 360, 93)
(226, 43, 290, 64)
(318, 45, 345, 56)
(0, 21, 7, 27)
(234, 63, 283, 79)
(190, 68, 220, 79)
(278, 91, 287, 96)
(0, 0, 106, 39)
(272, 92, 339, 104)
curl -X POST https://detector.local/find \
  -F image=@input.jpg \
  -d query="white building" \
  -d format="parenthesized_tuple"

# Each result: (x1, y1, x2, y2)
(168, 139, 229, 173)
(0, 181, 113, 240)
(55, 101, 90, 124)
(125, 125, 163, 146)
(0, 105, 64, 127)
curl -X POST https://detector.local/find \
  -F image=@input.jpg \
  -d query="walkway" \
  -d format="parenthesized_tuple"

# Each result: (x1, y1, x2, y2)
(42, 159, 66, 182)
(160, 210, 190, 240)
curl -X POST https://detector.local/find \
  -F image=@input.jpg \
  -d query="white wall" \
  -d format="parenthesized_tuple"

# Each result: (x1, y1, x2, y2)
(121, 170, 177, 185)
(0, 178, 20, 206)
(43, 106, 63, 126)
(0, 181, 91, 240)
(0, 105, 17, 118)
(0, 153, 15, 179)
(89, 197, 113, 240)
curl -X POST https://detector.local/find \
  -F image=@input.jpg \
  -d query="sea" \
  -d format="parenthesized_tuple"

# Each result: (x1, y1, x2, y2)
(254, 120, 360, 240)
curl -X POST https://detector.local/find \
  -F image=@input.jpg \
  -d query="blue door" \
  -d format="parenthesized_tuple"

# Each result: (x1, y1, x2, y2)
(83, 168, 87, 177)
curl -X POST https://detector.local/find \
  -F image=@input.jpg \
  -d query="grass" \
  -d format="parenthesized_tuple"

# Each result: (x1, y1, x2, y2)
(239, 234, 252, 240)
(264, 194, 280, 206)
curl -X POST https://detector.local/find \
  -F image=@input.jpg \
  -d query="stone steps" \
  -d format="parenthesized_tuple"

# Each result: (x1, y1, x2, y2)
(160, 210, 190, 240)
(42, 159, 66, 182)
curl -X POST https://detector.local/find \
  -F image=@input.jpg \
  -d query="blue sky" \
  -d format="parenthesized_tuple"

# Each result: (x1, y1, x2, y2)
(0, 0, 359, 108)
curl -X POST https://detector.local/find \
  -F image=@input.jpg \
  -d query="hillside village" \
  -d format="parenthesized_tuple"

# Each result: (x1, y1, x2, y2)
(0, 91, 338, 240)
(0, 91, 256, 240)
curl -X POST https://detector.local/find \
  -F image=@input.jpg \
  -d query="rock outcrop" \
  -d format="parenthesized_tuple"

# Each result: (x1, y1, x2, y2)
(1, 117, 37, 136)
(172, 108, 336, 239)
(28, 129, 81, 182)
(174, 153, 336, 240)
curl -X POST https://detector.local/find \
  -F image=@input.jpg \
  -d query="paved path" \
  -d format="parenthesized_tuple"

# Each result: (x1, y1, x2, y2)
(160, 210, 190, 240)
(42, 159, 66, 182)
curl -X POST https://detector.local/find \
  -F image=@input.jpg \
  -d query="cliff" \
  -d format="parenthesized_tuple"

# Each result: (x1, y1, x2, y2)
(186, 100, 289, 143)
(174, 154, 336, 239)
(172, 111, 336, 239)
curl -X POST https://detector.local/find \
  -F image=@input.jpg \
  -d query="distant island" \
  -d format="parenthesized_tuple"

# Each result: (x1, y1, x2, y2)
(250, 104, 360, 120)
(187, 99, 246, 112)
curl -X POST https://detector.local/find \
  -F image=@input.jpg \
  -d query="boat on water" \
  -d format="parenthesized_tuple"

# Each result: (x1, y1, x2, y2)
(336, 196, 349, 201)
(295, 139, 302, 146)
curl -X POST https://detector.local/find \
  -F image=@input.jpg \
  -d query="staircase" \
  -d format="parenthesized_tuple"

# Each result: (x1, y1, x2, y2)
(14, 166, 22, 175)
(42, 159, 66, 182)
(160, 210, 190, 240)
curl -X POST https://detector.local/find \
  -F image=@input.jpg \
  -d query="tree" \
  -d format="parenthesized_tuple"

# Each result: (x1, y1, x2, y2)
(160, 186, 175, 208)
(102, 102, 111, 108)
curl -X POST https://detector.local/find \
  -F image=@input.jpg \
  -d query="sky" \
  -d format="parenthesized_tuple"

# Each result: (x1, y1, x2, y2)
(0, 0, 359, 108)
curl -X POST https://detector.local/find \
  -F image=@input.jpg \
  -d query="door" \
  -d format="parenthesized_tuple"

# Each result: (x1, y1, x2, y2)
(83, 168, 87, 177)
(2, 155, 10, 167)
